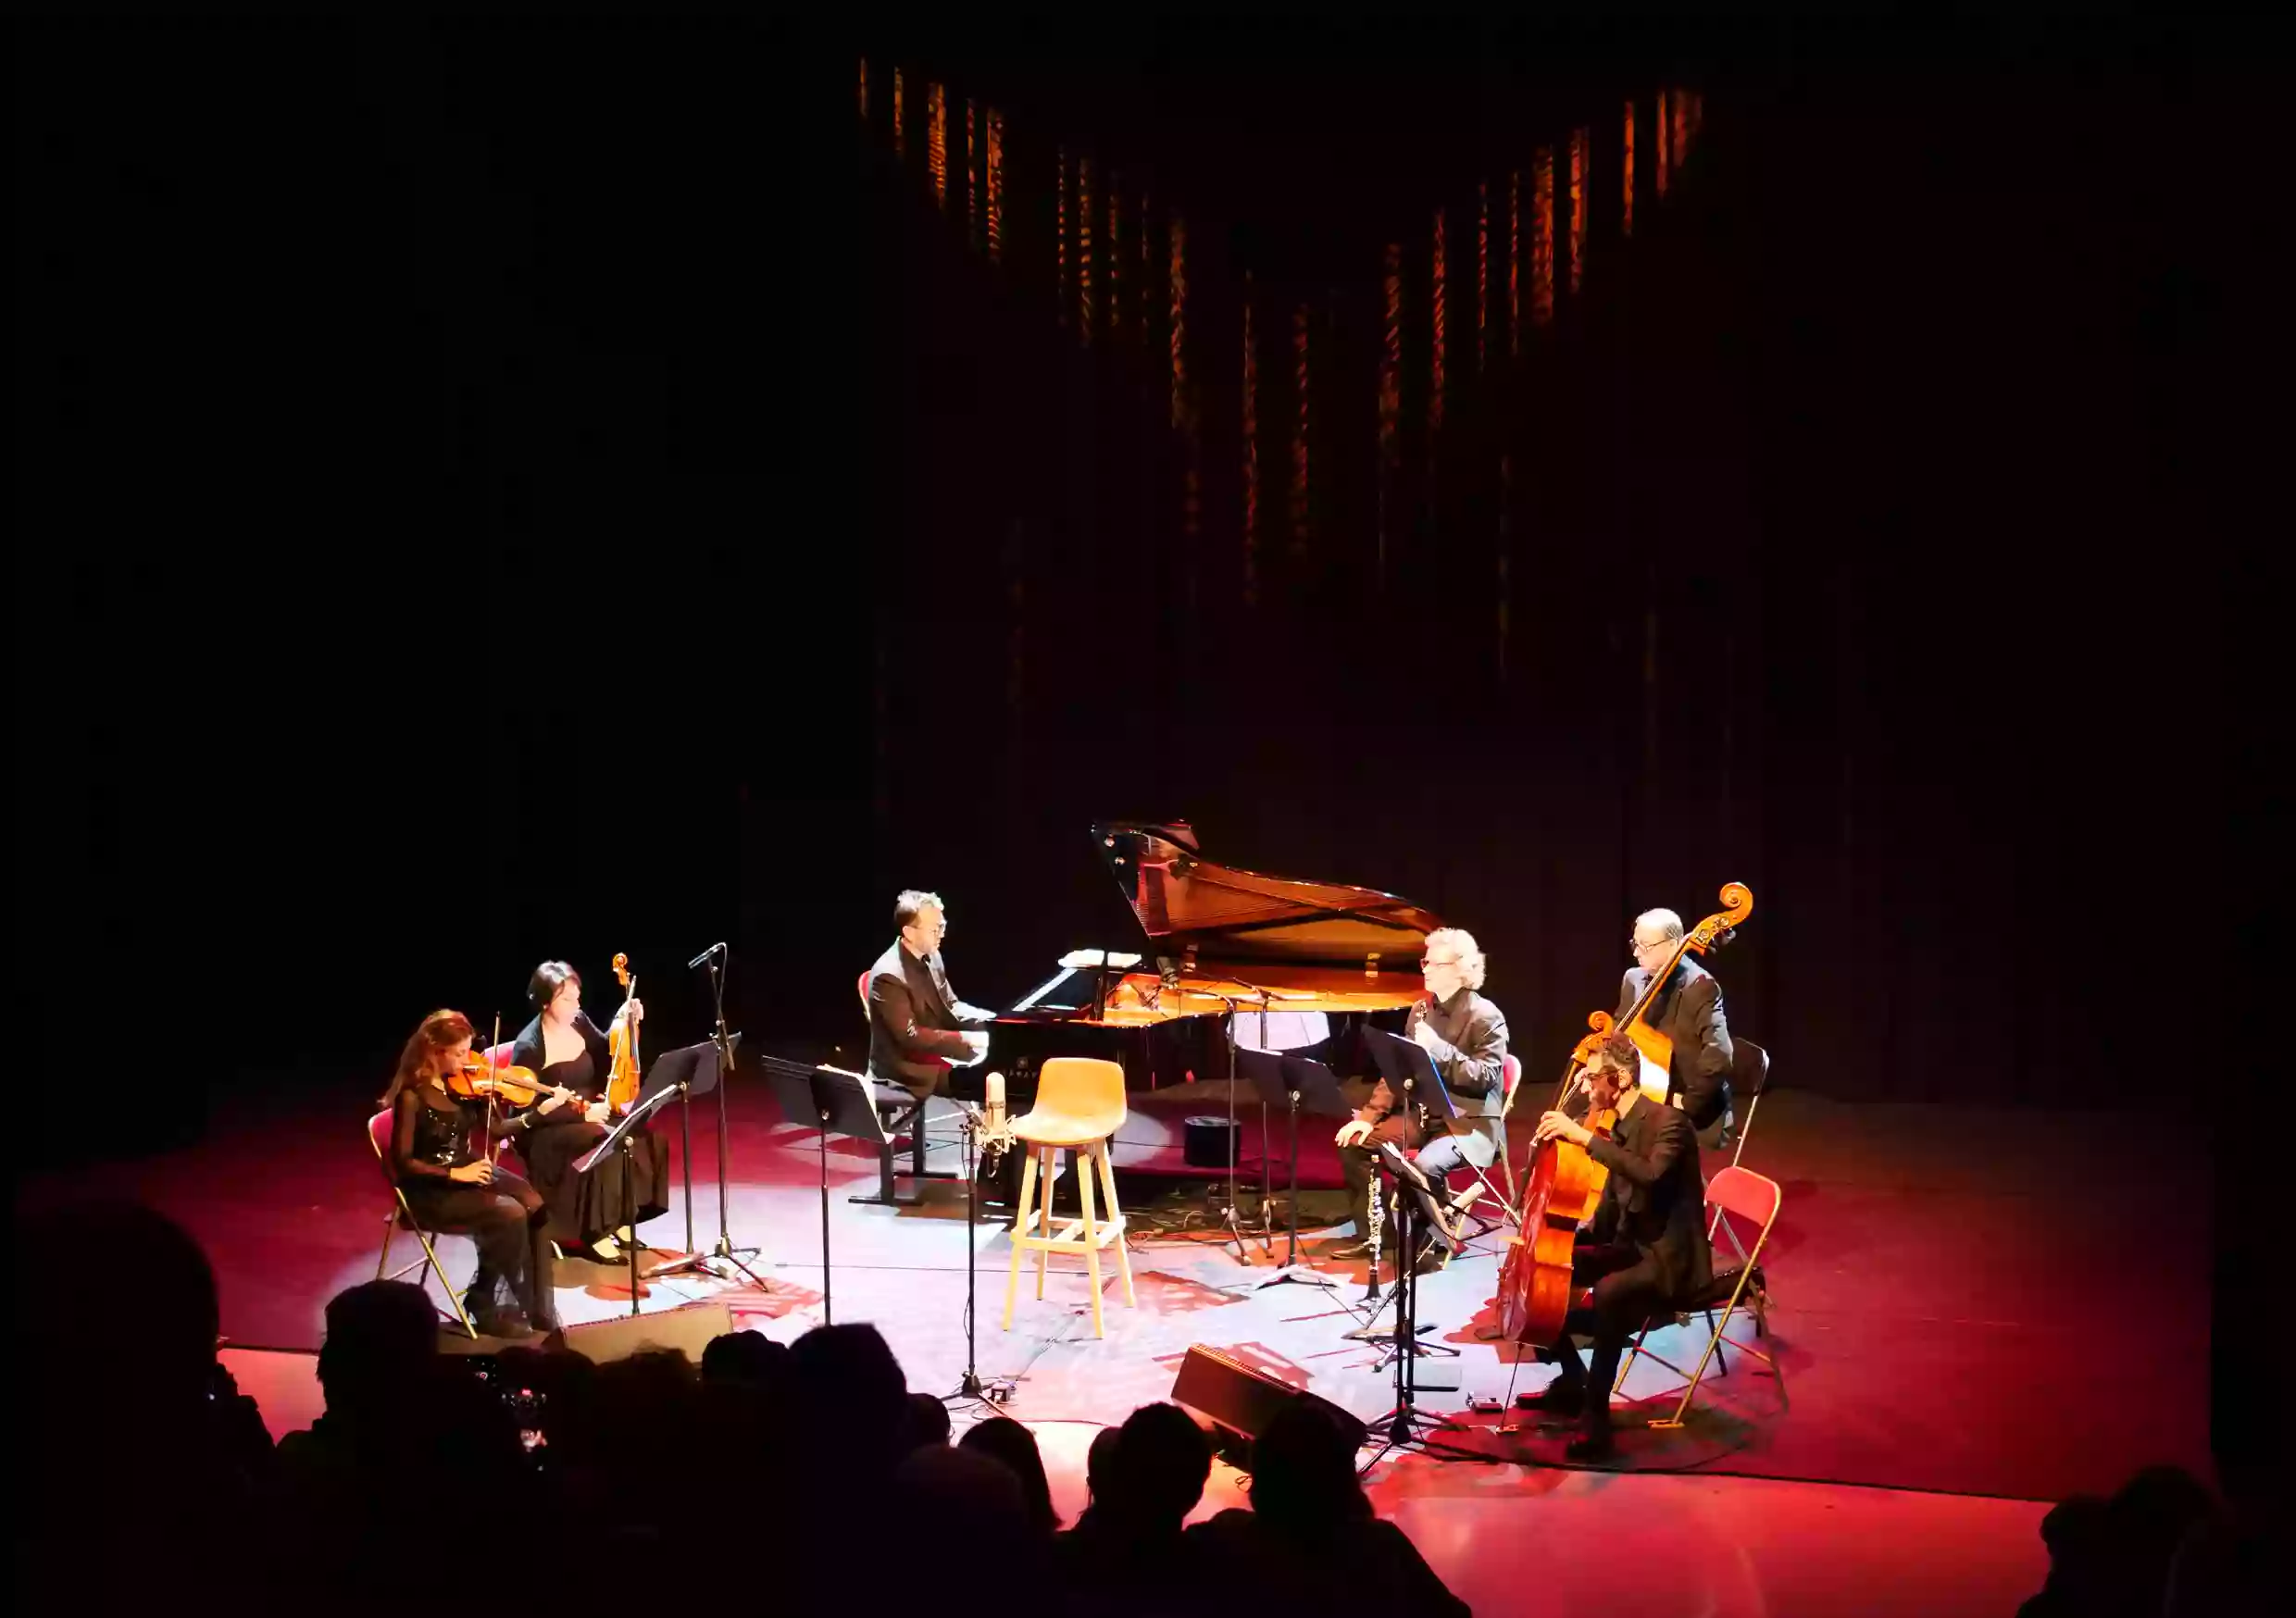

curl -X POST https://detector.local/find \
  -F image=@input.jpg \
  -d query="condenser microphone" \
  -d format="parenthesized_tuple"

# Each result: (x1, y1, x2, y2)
(686, 941, 727, 969)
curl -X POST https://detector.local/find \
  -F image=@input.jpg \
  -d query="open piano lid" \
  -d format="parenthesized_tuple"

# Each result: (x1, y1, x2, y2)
(1092, 820, 1444, 976)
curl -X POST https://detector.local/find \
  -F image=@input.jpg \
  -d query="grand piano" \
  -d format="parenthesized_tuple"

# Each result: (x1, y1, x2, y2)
(990, 820, 1446, 1098)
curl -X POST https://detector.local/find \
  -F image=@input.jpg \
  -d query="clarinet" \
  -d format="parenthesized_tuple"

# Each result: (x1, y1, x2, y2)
(1365, 998, 1432, 1302)
(1364, 1172, 1386, 1303)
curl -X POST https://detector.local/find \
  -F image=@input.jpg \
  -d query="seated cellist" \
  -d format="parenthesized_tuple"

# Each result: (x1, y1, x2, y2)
(1527, 1033, 1713, 1461)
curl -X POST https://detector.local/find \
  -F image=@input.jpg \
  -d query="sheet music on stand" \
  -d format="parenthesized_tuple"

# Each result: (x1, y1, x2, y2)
(1353, 1027, 1467, 1341)
(1359, 1027, 1457, 1126)
(756, 1053, 923, 1324)
(577, 1032, 738, 1179)
(572, 1050, 705, 1315)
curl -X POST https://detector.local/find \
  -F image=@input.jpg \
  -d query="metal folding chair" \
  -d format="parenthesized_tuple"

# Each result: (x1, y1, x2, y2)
(366, 1110, 478, 1338)
(1617, 1164, 1782, 1430)
(1446, 1053, 1526, 1252)
(1723, 1038, 1770, 1167)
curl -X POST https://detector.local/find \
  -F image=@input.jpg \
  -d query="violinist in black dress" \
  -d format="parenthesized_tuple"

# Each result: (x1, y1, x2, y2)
(383, 1008, 574, 1338)
(508, 960, 668, 1263)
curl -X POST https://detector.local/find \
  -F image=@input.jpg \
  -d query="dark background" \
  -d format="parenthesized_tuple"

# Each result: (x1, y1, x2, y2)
(14, 11, 2255, 1153)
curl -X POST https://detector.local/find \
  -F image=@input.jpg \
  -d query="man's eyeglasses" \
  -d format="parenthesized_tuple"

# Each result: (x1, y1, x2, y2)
(1420, 956, 1461, 970)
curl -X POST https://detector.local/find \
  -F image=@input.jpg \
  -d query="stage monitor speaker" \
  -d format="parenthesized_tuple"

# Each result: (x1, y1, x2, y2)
(444, 1301, 739, 1365)
(1169, 1343, 1366, 1459)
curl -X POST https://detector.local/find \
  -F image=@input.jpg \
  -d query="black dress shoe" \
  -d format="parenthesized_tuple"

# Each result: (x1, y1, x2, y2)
(1565, 1429, 1617, 1464)
(476, 1310, 536, 1340)
(1517, 1380, 1587, 1416)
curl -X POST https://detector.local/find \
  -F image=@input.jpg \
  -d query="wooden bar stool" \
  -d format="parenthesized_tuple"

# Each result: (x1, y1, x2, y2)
(1001, 1056, 1135, 1338)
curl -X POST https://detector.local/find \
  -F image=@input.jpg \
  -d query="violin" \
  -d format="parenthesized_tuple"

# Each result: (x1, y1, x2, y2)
(604, 952, 642, 1112)
(446, 1057, 555, 1108)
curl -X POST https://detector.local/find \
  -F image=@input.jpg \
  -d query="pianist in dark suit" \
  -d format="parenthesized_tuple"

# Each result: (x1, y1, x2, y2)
(867, 890, 994, 1101)
(1618, 907, 1734, 1132)
(1529, 1033, 1715, 1462)
(1332, 927, 1509, 1261)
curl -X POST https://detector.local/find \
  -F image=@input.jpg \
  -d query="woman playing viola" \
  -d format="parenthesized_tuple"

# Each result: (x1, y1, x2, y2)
(507, 960, 670, 1263)
(382, 1009, 577, 1338)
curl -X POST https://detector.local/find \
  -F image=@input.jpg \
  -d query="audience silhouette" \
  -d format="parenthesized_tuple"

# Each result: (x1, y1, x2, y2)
(961, 1414, 1061, 1535)
(2017, 1461, 2267, 1618)
(6, 1206, 1483, 1614)
(1192, 1402, 1469, 1617)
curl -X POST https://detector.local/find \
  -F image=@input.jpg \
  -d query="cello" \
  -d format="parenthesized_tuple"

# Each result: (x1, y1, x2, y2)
(1495, 882, 1753, 1347)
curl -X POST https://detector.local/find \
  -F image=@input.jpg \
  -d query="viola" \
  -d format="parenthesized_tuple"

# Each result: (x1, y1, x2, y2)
(604, 952, 642, 1112)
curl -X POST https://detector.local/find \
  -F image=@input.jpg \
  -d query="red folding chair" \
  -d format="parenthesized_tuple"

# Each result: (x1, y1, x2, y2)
(366, 1111, 479, 1338)
(1443, 1052, 1525, 1251)
(1616, 1164, 1782, 1429)
(1723, 1038, 1770, 1168)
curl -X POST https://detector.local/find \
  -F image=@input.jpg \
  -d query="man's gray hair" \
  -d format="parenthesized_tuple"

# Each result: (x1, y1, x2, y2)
(1635, 907, 1685, 942)
(894, 890, 945, 929)
(1423, 927, 1488, 991)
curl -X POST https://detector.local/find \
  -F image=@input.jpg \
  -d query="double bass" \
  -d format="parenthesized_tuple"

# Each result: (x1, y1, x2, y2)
(1495, 882, 1753, 1347)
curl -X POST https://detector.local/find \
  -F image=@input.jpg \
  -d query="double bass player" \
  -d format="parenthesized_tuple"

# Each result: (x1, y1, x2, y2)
(1527, 1033, 1714, 1461)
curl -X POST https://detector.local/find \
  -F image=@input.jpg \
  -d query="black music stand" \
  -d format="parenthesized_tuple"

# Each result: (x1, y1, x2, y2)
(1235, 1046, 1347, 1290)
(1358, 1028, 1468, 1268)
(635, 1035, 745, 1284)
(576, 1077, 687, 1318)
(1356, 1141, 1468, 1461)
(758, 1059, 829, 1318)
(1349, 1029, 1466, 1383)
(758, 1057, 878, 1326)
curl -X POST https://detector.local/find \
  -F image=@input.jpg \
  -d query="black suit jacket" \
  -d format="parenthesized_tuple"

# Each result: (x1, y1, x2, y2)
(1616, 959, 1734, 1129)
(1588, 1096, 1714, 1305)
(867, 940, 992, 1097)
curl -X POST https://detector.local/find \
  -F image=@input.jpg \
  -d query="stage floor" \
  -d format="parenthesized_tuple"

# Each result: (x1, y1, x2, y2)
(26, 1077, 2209, 1610)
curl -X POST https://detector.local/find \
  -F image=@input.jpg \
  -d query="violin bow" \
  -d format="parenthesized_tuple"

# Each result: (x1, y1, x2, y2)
(486, 1011, 505, 1166)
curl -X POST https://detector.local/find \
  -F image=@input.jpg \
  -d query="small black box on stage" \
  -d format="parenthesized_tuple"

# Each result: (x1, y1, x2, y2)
(1183, 1114, 1239, 1169)
(1170, 1343, 1367, 1462)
